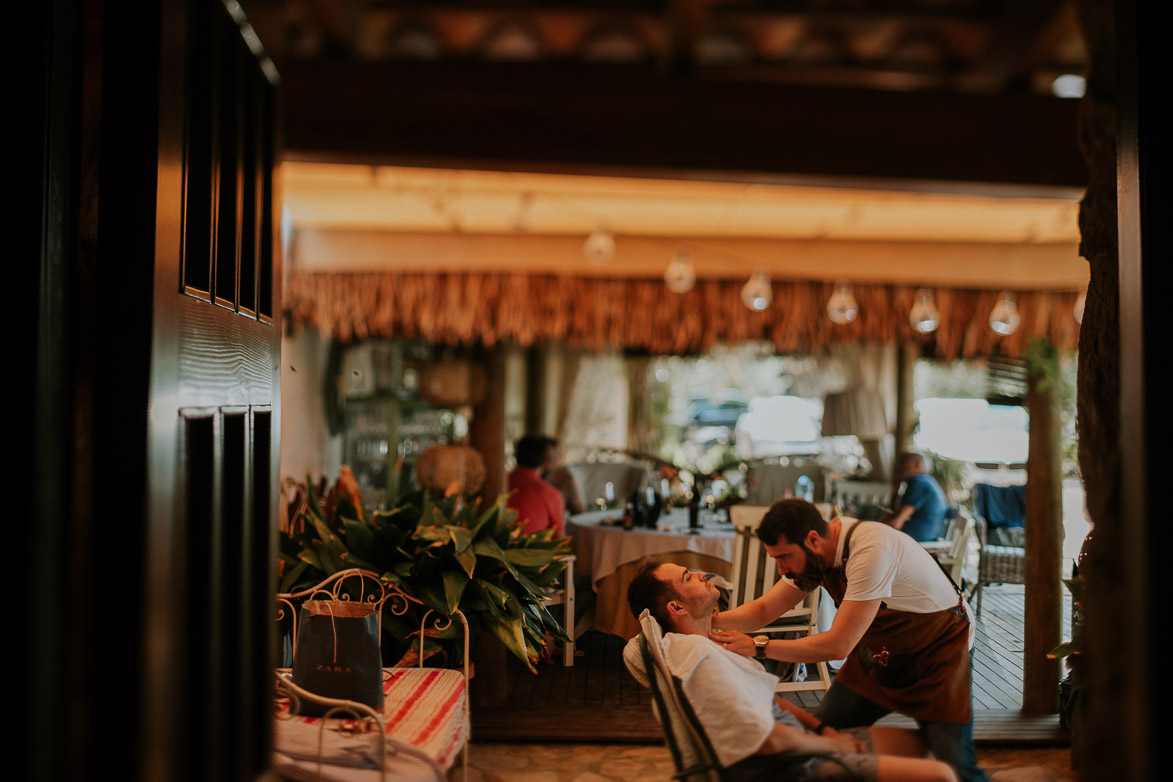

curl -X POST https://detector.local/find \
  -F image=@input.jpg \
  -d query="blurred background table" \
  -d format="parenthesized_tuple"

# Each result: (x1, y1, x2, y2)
(567, 508, 736, 639)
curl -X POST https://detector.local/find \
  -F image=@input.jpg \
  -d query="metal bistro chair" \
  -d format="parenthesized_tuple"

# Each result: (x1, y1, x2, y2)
(969, 515, 1026, 615)
(726, 505, 832, 693)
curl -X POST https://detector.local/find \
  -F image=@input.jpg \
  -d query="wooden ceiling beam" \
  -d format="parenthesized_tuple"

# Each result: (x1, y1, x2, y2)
(280, 59, 1085, 190)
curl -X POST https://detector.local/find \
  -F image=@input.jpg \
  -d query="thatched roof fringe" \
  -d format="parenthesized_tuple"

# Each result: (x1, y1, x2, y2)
(286, 272, 1081, 359)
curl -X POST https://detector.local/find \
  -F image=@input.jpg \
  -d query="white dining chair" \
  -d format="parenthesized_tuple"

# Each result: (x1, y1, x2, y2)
(727, 505, 832, 692)
(540, 554, 577, 666)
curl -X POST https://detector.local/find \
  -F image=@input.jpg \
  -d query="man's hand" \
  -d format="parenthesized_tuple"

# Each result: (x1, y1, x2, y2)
(826, 732, 866, 755)
(709, 628, 755, 657)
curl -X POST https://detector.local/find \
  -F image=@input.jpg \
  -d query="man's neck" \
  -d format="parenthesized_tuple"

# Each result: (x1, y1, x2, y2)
(674, 612, 714, 637)
(823, 518, 843, 565)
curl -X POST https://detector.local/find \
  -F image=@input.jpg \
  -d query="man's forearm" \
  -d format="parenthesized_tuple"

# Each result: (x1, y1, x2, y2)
(712, 602, 770, 632)
(758, 631, 855, 663)
(884, 505, 915, 531)
(713, 581, 805, 632)
(710, 598, 881, 661)
(757, 723, 863, 757)
(774, 697, 822, 732)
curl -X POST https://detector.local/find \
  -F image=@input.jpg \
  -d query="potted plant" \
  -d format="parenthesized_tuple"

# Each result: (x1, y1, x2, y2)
(1050, 568, 1087, 768)
(279, 466, 570, 673)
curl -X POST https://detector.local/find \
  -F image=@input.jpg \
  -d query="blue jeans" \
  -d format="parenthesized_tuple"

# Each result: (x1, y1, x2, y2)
(813, 675, 988, 782)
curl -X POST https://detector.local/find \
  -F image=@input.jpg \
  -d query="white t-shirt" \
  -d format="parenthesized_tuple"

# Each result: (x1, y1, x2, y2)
(788, 518, 976, 648)
(660, 633, 779, 767)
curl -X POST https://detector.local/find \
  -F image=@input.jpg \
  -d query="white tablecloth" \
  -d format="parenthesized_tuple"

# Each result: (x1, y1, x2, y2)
(567, 508, 737, 589)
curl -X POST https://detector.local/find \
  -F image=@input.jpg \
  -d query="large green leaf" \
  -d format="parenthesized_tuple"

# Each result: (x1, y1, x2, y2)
(413, 525, 448, 544)
(308, 513, 347, 553)
(303, 474, 327, 523)
(472, 537, 511, 567)
(335, 549, 381, 572)
(340, 517, 378, 561)
(504, 548, 562, 568)
(297, 548, 324, 572)
(469, 499, 501, 540)
(445, 525, 473, 555)
(523, 599, 569, 641)
(525, 561, 566, 588)
(279, 558, 310, 593)
(441, 569, 469, 615)
(487, 615, 535, 674)
(415, 582, 449, 615)
(311, 540, 344, 574)
(472, 578, 515, 619)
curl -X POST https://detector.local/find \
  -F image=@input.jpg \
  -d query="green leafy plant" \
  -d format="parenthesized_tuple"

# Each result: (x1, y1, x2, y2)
(279, 467, 571, 673)
(1049, 575, 1085, 736)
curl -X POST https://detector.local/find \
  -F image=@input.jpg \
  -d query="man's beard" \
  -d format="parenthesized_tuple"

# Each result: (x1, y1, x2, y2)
(789, 545, 827, 593)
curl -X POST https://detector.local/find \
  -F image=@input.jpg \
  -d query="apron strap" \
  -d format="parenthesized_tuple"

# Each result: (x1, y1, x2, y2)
(839, 520, 887, 611)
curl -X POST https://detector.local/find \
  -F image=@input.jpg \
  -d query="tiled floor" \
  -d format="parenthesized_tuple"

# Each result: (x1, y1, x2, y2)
(462, 743, 1078, 781)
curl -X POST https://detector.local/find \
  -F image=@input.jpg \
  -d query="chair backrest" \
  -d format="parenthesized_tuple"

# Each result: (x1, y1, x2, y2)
(277, 568, 471, 679)
(940, 515, 975, 587)
(727, 505, 818, 631)
(970, 483, 1026, 529)
(622, 611, 723, 782)
(277, 569, 395, 660)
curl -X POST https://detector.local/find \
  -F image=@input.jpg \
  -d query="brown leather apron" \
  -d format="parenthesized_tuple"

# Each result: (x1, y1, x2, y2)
(821, 520, 972, 724)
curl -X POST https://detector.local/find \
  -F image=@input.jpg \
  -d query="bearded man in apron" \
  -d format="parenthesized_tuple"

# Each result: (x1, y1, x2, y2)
(711, 499, 988, 782)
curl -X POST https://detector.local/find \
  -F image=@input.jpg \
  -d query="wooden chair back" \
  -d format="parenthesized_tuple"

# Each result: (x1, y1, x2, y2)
(727, 505, 831, 692)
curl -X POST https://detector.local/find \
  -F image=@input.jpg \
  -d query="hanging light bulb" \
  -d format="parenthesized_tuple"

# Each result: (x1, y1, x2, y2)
(582, 227, 615, 264)
(664, 250, 696, 294)
(1073, 289, 1086, 324)
(909, 288, 940, 333)
(826, 280, 859, 324)
(988, 291, 1021, 336)
(741, 270, 773, 311)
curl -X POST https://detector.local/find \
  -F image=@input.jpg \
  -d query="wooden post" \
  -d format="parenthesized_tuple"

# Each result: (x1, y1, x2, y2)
(894, 343, 918, 455)
(626, 354, 653, 455)
(469, 343, 509, 705)
(471, 344, 507, 509)
(1023, 340, 1063, 714)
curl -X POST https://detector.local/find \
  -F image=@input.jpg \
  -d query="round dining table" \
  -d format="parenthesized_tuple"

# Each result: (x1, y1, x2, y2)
(567, 507, 737, 640)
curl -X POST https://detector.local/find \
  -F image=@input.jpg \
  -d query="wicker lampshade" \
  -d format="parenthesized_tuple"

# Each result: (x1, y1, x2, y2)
(419, 359, 487, 408)
(414, 445, 486, 497)
(821, 388, 889, 439)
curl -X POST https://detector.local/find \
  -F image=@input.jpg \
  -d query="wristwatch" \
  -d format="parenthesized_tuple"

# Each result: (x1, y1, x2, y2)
(753, 635, 769, 658)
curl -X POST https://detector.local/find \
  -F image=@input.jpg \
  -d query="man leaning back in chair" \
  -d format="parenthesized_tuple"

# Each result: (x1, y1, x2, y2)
(627, 559, 956, 782)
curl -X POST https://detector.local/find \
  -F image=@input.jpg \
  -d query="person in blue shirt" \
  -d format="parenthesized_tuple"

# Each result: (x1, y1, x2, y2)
(883, 452, 948, 542)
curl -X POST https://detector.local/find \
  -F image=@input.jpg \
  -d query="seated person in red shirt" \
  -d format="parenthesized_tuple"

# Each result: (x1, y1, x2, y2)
(507, 435, 566, 536)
